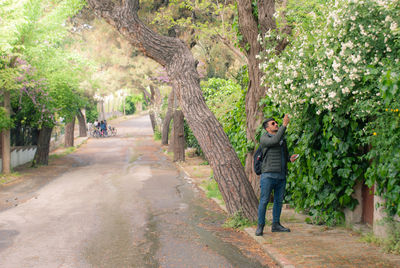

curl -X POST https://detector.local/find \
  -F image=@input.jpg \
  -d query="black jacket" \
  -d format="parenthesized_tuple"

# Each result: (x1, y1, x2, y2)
(260, 126, 289, 174)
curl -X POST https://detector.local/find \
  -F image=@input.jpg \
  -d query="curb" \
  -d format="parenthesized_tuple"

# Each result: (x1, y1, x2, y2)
(244, 227, 296, 268)
(174, 160, 295, 268)
(175, 162, 227, 212)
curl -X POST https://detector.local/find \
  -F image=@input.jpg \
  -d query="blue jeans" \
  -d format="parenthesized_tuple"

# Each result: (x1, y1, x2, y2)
(257, 174, 286, 226)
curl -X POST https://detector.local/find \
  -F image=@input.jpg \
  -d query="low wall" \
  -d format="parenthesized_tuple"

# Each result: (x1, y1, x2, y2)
(0, 146, 37, 172)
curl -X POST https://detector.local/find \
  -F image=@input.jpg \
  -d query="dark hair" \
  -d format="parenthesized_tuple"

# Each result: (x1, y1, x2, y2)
(262, 118, 275, 129)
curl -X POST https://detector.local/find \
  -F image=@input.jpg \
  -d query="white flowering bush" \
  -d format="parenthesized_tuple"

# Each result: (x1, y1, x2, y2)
(260, 0, 400, 224)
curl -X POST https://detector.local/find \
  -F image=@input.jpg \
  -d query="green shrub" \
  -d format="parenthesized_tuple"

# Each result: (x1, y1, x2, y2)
(260, 0, 400, 224)
(223, 211, 256, 229)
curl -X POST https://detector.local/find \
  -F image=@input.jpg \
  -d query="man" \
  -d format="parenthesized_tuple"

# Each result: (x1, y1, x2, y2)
(255, 114, 298, 236)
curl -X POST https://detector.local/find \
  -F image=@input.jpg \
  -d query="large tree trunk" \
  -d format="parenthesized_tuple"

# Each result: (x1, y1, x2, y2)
(173, 109, 185, 162)
(149, 112, 157, 133)
(64, 117, 75, 148)
(99, 100, 105, 121)
(149, 85, 162, 133)
(77, 109, 87, 137)
(33, 126, 53, 166)
(1, 91, 11, 174)
(161, 89, 174, 145)
(139, 86, 162, 135)
(237, 0, 290, 196)
(87, 0, 259, 220)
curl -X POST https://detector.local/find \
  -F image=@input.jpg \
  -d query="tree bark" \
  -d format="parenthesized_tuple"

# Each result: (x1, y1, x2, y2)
(87, 0, 259, 220)
(149, 85, 162, 133)
(161, 89, 174, 145)
(1, 91, 11, 174)
(237, 0, 290, 196)
(33, 126, 53, 166)
(173, 109, 185, 162)
(139, 86, 161, 134)
(77, 109, 87, 137)
(99, 100, 105, 120)
(149, 112, 157, 133)
(64, 117, 75, 148)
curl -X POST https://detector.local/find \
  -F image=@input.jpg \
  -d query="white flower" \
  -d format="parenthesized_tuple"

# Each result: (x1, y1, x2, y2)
(333, 74, 342, 83)
(390, 22, 398, 31)
(326, 49, 334, 58)
(284, 78, 293, 85)
(351, 54, 361, 64)
(325, 104, 333, 110)
(332, 60, 341, 71)
(342, 87, 350, 94)
(277, 62, 284, 71)
(329, 92, 337, 98)
(349, 73, 359, 80)
(342, 41, 354, 50)
(359, 25, 367, 36)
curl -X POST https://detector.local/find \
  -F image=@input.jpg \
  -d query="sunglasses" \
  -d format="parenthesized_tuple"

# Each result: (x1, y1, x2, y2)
(270, 122, 278, 126)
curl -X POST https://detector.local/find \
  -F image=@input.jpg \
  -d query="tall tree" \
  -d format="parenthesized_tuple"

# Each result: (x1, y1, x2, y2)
(161, 88, 174, 145)
(34, 126, 53, 165)
(1, 91, 11, 174)
(237, 0, 291, 195)
(64, 117, 76, 148)
(138, 85, 161, 134)
(87, 0, 259, 220)
(0, 0, 90, 166)
(77, 109, 87, 137)
(173, 109, 185, 162)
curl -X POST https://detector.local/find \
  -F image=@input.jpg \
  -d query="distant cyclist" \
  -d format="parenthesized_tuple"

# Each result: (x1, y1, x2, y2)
(100, 120, 107, 136)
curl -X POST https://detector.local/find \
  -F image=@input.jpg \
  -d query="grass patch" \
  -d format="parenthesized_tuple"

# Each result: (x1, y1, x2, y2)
(223, 211, 257, 229)
(166, 151, 173, 158)
(201, 178, 223, 201)
(360, 222, 400, 255)
(50, 146, 76, 159)
(153, 129, 162, 141)
(0, 172, 21, 185)
(200, 178, 257, 230)
(76, 139, 88, 148)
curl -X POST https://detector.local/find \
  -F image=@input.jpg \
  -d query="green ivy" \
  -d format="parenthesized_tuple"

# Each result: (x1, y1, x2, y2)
(260, 0, 400, 224)
(365, 70, 400, 217)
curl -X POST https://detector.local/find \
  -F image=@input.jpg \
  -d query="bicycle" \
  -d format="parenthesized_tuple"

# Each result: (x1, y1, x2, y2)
(108, 125, 117, 136)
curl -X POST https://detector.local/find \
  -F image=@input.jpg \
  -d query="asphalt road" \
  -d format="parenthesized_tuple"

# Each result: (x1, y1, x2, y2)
(0, 115, 275, 268)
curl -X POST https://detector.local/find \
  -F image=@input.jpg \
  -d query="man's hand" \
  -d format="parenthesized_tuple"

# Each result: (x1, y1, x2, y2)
(283, 114, 290, 127)
(290, 154, 299, 162)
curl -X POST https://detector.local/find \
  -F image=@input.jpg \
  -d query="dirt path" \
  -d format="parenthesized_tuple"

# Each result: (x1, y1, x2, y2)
(0, 115, 276, 268)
